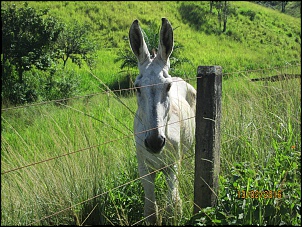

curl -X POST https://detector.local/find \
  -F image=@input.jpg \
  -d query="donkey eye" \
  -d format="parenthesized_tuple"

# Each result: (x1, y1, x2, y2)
(166, 83, 172, 92)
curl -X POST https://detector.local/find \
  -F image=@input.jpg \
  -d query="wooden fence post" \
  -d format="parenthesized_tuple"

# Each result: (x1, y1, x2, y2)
(193, 66, 222, 214)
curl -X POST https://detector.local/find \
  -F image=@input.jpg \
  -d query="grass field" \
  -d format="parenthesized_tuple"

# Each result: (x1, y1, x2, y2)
(1, 1, 301, 226)
(2, 64, 301, 225)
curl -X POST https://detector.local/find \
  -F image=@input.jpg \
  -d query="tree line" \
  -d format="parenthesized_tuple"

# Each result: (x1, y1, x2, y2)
(3, 1, 294, 106)
(2, 2, 191, 105)
(1, 3, 96, 105)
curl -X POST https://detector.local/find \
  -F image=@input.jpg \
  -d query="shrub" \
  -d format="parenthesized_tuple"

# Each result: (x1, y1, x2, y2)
(239, 9, 257, 21)
(1, 61, 39, 105)
(43, 69, 80, 103)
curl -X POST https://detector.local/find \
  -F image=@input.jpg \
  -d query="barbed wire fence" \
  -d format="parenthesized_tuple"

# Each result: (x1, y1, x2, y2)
(1, 63, 300, 112)
(1, 63, 301, 225)
(2, 64, 300, 174)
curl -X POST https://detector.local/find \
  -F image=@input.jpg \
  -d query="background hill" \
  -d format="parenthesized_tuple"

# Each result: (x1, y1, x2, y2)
(252, 1, 301, 18)
(2, 1, 300, 96)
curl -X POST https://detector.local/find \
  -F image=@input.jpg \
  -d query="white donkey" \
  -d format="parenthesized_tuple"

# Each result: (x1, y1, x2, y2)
(129, 18, 196, 224)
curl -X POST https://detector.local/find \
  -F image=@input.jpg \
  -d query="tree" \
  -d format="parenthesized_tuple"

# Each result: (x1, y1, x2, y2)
(222, 1, 229, 32)
(210, 1, 214, 13)
(281, 1, 288, 13)
(55, 21, 97, 69)
(210, 1, 231, 32)
(211, 1, 230, 33)
(1, 3, 62, 83)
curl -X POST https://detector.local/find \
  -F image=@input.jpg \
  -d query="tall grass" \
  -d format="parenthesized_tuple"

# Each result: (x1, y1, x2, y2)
(212, 65, 301, 225)
(1, 93, 138, 225)
(1, 65, 300, 225)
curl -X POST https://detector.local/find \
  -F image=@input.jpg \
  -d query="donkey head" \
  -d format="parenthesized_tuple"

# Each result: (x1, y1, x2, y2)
(129, 18, 174, 154)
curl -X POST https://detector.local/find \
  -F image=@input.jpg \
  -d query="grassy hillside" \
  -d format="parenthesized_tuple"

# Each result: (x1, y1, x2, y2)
(1, 1, 300, 94)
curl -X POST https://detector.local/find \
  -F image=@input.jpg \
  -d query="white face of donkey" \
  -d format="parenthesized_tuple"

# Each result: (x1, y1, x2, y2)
(129, 18, 174, 154)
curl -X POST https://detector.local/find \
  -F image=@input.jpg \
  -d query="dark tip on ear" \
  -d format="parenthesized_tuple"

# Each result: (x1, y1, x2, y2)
(161, 17, 172, 33)
(158, 17, 173, 62)
(133, 19, 139, 24)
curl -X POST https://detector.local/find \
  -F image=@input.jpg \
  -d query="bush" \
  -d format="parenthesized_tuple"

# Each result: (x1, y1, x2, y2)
(43, 69, 80, 103)
(189, 141, 301, 225)
(1, 63, 80, 106)
(1, 61, 39, 105)
(239, 9, 257, 21)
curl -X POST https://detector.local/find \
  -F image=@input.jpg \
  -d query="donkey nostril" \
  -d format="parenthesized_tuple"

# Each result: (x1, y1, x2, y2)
(144, 136, 165, 153)
(144, 139, 149, 149)
(161, 137, 166, 147)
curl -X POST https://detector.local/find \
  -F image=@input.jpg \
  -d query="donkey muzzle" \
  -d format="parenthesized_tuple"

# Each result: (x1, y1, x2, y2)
(144, 134, 166, 154)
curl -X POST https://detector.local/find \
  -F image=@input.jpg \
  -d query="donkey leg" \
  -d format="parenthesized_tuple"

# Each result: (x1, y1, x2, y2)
(164, 164, 182, 222)
(138, 163, 158, 225)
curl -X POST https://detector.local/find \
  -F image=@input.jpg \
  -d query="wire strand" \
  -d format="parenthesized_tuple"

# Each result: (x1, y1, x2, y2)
(1, 64, 300, 111)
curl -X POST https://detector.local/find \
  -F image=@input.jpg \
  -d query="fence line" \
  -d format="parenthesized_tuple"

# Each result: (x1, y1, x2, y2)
(2, 66, 300, 174)
(4, 100, 297, 175)
(1, 64, 300, 112)
(2, 69, 300, 175)
(1, 115, 195, 175)
(25, 113, 296, 225)
(222, 63, 301, 76)
(250, 73, 300, 82)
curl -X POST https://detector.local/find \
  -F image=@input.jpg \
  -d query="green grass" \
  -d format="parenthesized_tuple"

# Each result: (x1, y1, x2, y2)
(1, 94, 138, 225)
(1, 65, 301, 225)
(1, 1, 301, 226)
(216, 66, 301, 225)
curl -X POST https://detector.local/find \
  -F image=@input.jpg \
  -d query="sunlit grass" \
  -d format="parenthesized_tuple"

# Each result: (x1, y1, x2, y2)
(2, 65, 300, 225)
(1, 94, 138, 225)
(1, 1, 301, 225)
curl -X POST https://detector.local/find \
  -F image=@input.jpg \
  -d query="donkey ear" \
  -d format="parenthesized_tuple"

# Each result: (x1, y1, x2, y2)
(129, 19, 150, 64)
(158, 18, 174, 63)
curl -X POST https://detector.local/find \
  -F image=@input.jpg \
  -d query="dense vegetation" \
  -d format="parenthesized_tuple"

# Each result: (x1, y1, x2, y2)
(1, 1, 301, 105)
(252, 1, 301, 18)
(1, 1, 301, 226)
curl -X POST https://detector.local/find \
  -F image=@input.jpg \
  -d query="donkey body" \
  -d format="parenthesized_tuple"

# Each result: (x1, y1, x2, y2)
(129, 18, 196, 224)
